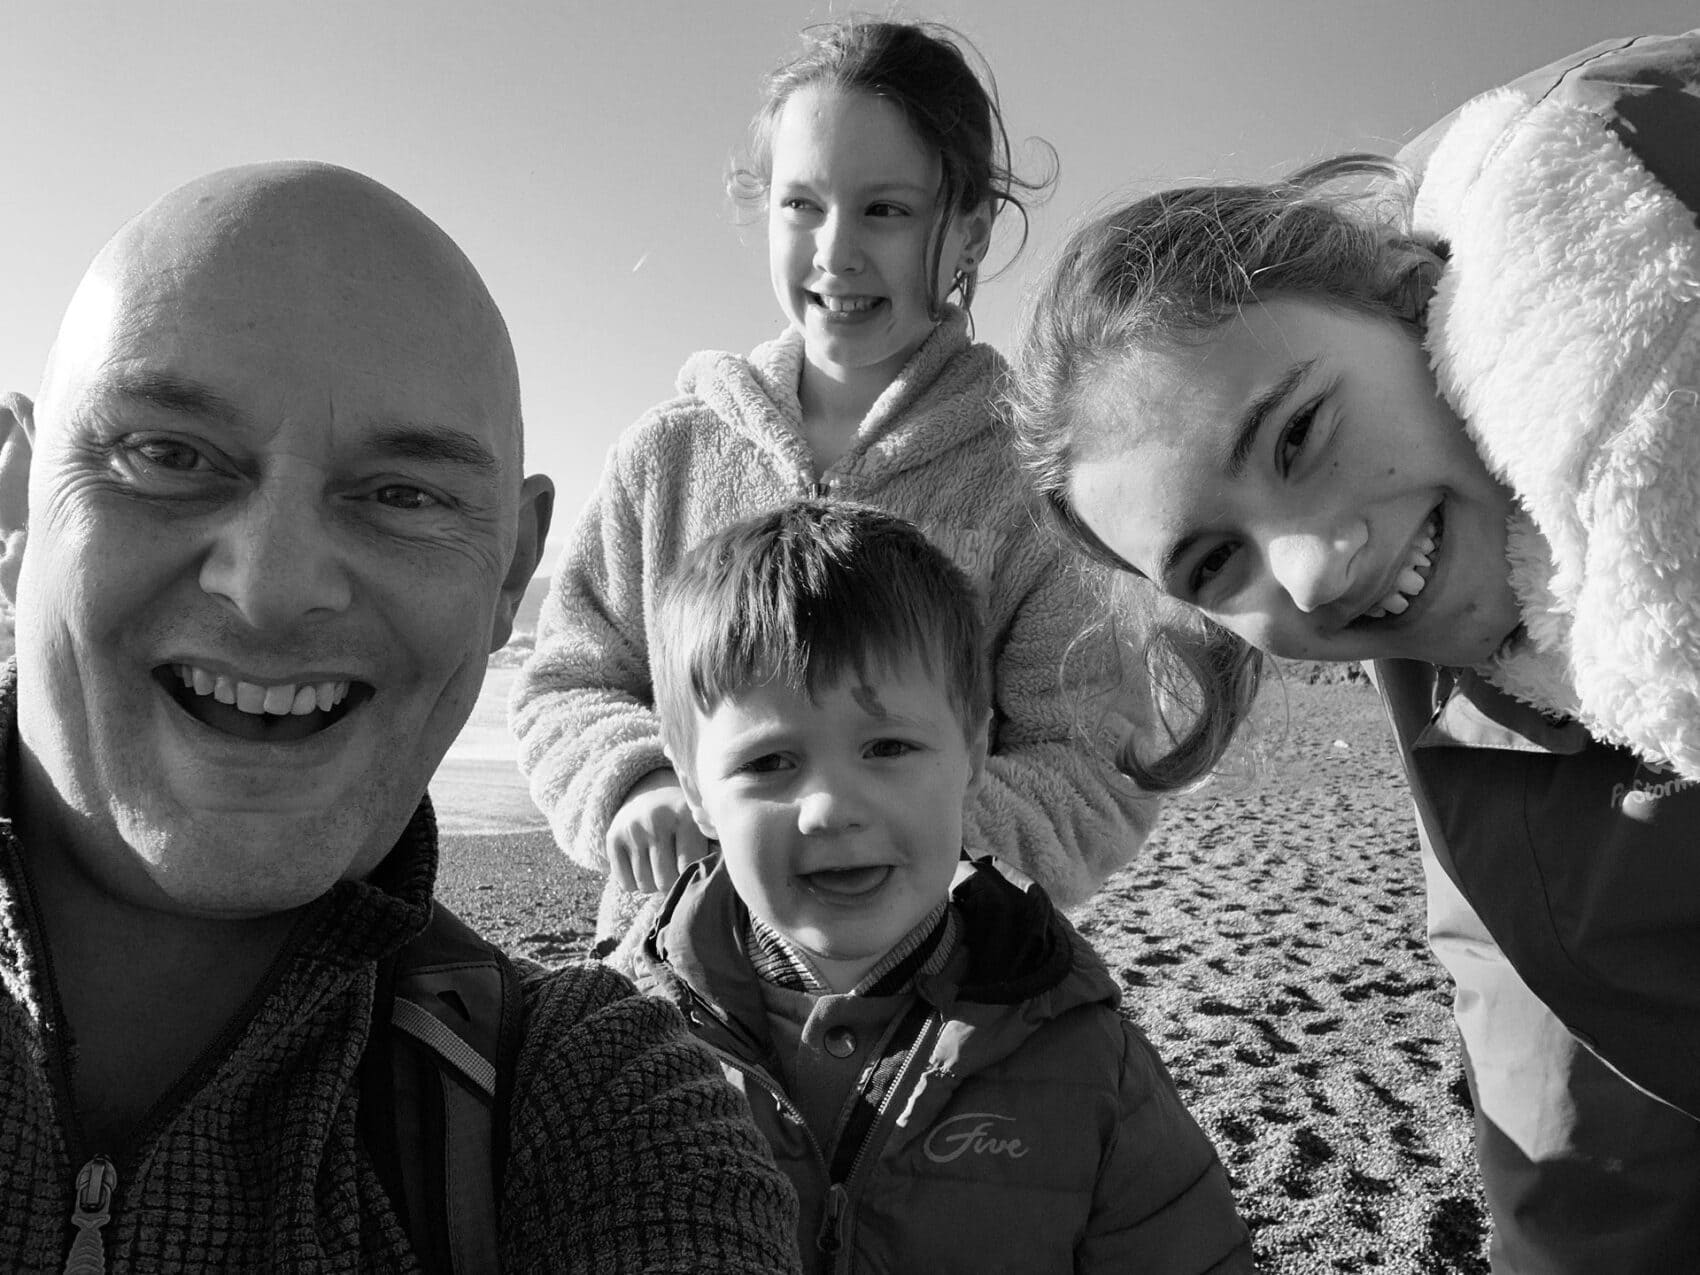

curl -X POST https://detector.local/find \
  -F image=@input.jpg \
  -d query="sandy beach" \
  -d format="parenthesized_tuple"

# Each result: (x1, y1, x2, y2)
(434, 665, 1488, 1272)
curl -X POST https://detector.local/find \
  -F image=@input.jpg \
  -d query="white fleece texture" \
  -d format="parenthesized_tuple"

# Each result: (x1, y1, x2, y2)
(1416, 89, 1700, 779)
(510, 312, 1158, 932)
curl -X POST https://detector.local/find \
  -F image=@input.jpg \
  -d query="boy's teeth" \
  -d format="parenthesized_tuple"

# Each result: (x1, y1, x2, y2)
(173, 664, 351, 718)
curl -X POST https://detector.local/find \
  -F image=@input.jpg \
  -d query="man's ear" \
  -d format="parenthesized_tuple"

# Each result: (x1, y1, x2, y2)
(0, 393, 35, 607)
(665, 745, 719, 842)
(488, 474, 555, 653)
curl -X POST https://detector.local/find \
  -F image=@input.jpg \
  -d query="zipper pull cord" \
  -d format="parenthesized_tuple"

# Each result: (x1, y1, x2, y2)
(816, 1181, 849, 1257)
(62, 1156, 117, 1275)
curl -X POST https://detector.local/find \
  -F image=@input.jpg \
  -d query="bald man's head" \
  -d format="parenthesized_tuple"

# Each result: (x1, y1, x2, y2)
(41, 161, 523, 464)
(2, 161, 551, 918)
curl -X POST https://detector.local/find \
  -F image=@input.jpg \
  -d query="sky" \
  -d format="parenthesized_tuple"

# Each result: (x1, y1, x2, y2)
(7, 1, 1697, 564)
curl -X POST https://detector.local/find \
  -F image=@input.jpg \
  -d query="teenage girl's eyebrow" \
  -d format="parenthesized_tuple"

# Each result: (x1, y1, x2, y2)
(1157, 357, 1318, 590)
(1225, 357, 1316, 479)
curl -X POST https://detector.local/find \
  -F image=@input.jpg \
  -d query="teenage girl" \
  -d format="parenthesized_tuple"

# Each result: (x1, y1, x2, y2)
(512, 18, 1157, 944)
(1012, 30, 1700, 1272)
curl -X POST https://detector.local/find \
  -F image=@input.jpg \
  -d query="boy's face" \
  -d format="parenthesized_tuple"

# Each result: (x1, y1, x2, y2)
(676, 657, 986, 992)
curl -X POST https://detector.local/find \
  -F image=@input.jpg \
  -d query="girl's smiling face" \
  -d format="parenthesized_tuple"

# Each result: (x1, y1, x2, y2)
(767, 84, 989, 393)
(1066, 297, 1523, 667)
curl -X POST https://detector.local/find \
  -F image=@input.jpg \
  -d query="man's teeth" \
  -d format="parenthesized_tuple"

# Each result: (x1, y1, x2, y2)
(815, 294, 878, 313)
(1363, 517, 1440, 620)
(173, 665, 350, 717)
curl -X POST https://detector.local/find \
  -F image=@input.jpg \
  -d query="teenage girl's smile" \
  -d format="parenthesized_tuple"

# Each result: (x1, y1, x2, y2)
(1065, 298, 1523, 667)
(767, 83, 989, 397)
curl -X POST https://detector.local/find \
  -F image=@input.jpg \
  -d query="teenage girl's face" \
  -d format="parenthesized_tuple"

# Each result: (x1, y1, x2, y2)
(1066, 298, 1522, 667)
(767, 84, 990, 389)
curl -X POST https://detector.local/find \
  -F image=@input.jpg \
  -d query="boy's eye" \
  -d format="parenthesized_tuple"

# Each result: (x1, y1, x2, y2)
(738, 753, 791, 776)
(866, 738, 917, 759)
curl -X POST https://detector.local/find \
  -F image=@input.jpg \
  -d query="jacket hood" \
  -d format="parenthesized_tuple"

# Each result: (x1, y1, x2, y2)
(674, 308, 1009, 483)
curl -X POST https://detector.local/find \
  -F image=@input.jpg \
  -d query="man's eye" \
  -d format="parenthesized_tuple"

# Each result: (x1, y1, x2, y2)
(372, 485, 439, 510)
(126, 438, 206, 471)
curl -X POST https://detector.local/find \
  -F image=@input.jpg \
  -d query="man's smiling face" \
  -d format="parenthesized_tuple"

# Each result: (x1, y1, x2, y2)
(12, 164, 545, 918)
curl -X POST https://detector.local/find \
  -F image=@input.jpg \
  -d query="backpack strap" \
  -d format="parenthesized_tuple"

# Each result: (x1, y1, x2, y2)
(362, 901, 524, 1274)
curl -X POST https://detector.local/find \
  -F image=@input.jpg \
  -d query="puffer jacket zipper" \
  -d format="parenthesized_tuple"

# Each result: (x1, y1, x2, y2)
(684, 984, 941, 1273)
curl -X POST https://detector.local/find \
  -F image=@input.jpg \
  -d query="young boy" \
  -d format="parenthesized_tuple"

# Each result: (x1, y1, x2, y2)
(634, 500, 1253, 1273)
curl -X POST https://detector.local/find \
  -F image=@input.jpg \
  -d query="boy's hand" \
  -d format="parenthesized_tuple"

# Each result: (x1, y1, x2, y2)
(607, 770, 711, 894)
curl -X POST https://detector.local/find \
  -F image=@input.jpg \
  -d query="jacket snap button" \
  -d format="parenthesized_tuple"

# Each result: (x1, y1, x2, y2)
(824, 1026, 857, 1058)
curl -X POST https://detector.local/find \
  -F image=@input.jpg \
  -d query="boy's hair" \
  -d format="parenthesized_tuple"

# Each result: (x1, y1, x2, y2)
(1010, 155, 1433, 793)
(728, 16, 1054, 314)
(652, 501, 989, 760)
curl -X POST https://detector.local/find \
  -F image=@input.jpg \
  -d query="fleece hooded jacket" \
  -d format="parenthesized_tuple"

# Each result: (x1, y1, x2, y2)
(511, 310, 1158, 913)
(635, 855, 1254, 1275)
(1410, 27, 1700, 781)
(0, 675, 800, 1273)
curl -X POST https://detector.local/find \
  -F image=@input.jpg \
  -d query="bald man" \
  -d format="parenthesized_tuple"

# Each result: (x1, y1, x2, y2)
(0, 163, 798, 1272)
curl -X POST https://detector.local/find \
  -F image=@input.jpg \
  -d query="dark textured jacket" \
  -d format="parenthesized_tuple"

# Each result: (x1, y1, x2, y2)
(636, 855, 1254, 1274)
(0, 676, 800, 1272)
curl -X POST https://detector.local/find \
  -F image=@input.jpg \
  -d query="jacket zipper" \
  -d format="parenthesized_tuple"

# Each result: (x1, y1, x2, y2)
(61, 1156, 116, 1275)
(11, 850, 325, 1270)
(808, 478, 831, 498)
(678, 980, 940, 1270)
(817, 1012, 939, 1268)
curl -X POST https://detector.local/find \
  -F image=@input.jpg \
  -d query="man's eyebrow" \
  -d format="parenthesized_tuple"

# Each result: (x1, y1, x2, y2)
(110, 371, 244, 424)
(1226, 357, 1315, 480)
(366, 424, 500, 474)
(1158, 356, 1317, 588)
(106, 373, 500, 474)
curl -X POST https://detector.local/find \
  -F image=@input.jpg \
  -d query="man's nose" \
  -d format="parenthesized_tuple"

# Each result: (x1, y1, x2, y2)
(1267, 519, 1368, 613)
(813, 212, 862, 276)
(199, 488, 353, 629)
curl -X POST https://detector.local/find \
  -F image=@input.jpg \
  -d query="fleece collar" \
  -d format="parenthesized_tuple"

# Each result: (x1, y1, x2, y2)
(674, 307, 1008, 484)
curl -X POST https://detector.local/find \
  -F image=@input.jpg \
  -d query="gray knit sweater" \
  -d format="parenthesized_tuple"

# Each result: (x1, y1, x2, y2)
(0, 677, 800, 1272)
(510, 311, 1159, 917)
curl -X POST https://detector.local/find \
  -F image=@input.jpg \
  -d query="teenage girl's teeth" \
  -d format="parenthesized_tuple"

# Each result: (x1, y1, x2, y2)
(174, 665, 352, 717)
(816, 295, 877, 312)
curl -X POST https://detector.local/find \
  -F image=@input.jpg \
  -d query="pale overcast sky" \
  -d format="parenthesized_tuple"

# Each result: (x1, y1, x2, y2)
(7, 1, 1696, 555)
